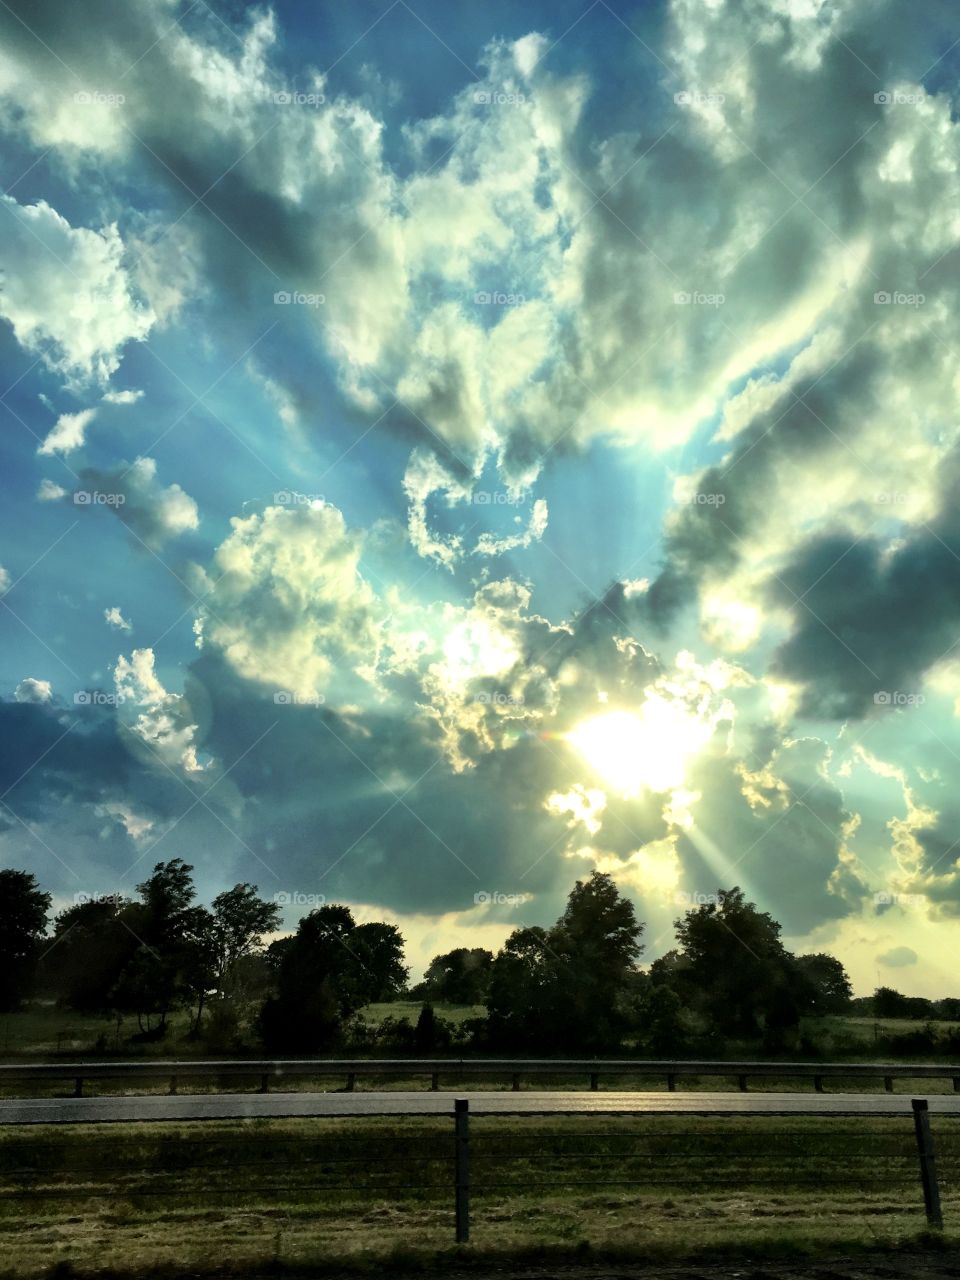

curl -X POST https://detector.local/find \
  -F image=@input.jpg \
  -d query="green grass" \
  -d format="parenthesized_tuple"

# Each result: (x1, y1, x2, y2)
(0, 1113, 956, 1278)
(358, 1001, 486, 1028)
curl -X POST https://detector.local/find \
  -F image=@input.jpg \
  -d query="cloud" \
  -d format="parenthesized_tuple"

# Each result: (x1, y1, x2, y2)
(37, 407, 96, 456)
(37, 478, 67, 501)
(104, 606, 132, 632)
(102, 388, 143, 405)
(76, 457, 199, 548)
(0, 197, 153, 384)
(878, 945, 918, 968)
(113, 647, 205, 773)
(14, 678, 52, 703)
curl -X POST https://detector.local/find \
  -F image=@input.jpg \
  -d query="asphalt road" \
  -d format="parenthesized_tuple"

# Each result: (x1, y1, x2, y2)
(2, 1089, 960, 1125)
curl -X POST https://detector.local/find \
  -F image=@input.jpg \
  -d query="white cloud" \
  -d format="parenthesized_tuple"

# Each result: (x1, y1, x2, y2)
(14, 677, 52, 703)
(36, 478, 66, 501)
(102, 388, 143, 405)
(114, 647, 205, 772)
(78, 456, 199, 547)
(0, 198, 153, 384)
(37, 407, 96, 456)
(104, 606, 132, 632)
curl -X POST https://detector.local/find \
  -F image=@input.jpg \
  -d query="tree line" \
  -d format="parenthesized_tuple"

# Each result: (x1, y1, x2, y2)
(0, 864, 950, 1056)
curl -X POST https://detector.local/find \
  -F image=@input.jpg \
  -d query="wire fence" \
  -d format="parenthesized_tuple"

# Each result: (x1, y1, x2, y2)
(0, 1103, 956, 1245)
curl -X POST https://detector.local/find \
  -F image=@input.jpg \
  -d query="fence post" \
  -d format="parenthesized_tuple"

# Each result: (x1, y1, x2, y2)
(590, 1072, 599, 1091)
(73, 1077, 83, 1098)
(884, 1076, 894, 1093)
(431, 1072, 439, 1091)
(346, 1072, 356, 1092)
(912, 1098, 943, 1229)
(738, 1074, 748, 1092)
(168, 1075, 178, 1096)
(454, 1098, 470, 1244)
(512, 1073, 520, 1092)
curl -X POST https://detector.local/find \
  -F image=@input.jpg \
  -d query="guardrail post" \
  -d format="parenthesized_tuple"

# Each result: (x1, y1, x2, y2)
(953, 1077, 960, 1093)
(259, 1073, 269, 1093)
(667, 1073, 676, 1092)
(168, 1075, 178, 1096)
(590, 1072, 598, 1091)
(814, 1075, 824, 1093)
(454, 1098, 470, 1244)
(738, 1074, 748, 1092)
(346, 1072, 356, 1092)
(73, 1077, 83, 1098)
(512, 1073, 519, 1092)
(884, 1076, 894, 1093)
(431, 1072, 439, 1091)
(912, 1098, 943, 1229)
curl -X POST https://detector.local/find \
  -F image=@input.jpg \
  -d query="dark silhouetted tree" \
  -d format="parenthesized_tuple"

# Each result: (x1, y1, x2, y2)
(0, 869, 51, 1011)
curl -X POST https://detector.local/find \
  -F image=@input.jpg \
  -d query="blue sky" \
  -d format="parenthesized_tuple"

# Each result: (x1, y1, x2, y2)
(1, 0, 959, 989)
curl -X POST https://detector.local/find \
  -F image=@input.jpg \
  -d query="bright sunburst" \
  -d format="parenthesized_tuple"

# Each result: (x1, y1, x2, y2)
(566, 697, 712, 798)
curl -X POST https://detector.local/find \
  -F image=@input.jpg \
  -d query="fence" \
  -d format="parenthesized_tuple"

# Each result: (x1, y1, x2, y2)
(0, 1098, 953, 1248)
(2, 1057, 959, 1098)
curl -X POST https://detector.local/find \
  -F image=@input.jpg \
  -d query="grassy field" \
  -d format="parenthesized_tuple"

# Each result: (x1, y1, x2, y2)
(0, 1113, 956, 1278)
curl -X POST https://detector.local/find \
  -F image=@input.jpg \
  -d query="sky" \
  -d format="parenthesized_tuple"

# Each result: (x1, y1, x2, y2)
(1, 0, 959, 993)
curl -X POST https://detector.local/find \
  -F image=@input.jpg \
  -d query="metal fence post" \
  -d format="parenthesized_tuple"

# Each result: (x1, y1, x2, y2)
(454, 1098, 470, 1244)
(912, 1098, 943, 1228)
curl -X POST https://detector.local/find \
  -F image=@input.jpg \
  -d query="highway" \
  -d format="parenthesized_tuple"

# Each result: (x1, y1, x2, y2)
(2, 1089, 960, 1124)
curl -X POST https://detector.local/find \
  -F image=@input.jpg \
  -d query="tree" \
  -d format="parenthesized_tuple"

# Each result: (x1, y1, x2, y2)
(487, 872, 644, 1052)
(351, 922, 408, 1001)
(0, 870, 51, 1011)
(420, 947, 493, 1004)
(794, 952, 852, 1015)
(210, 884, 282, 993)
(259, 904, 405, 1052)
(45, 895, 137, 1014)
(673, 887, 796, 1039)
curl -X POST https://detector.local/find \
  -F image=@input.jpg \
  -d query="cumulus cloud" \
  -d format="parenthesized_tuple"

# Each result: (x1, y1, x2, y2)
(878, 945, 918, 968)
(0, 197, 153, 384)
(37, 478, 67, 501)
(14, 678, 52, 703)
(77, 457, 199, 548)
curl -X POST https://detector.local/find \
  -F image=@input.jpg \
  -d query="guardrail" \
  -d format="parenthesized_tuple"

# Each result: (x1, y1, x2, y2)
(1, 1057, 958, 1098)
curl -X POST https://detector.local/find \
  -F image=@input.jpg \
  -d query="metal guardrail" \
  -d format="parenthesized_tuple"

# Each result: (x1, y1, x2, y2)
(1, 1057, 958, 1098)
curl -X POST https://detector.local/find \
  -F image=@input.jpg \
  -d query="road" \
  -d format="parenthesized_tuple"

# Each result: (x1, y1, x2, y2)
(2, 1088, 960, 1124)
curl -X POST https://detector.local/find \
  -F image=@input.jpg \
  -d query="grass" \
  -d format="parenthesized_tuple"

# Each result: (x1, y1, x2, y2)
(0, 1113, 956, 1278)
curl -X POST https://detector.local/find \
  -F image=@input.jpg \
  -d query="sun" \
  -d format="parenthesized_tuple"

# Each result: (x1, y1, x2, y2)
(565, 696, 711, 797)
